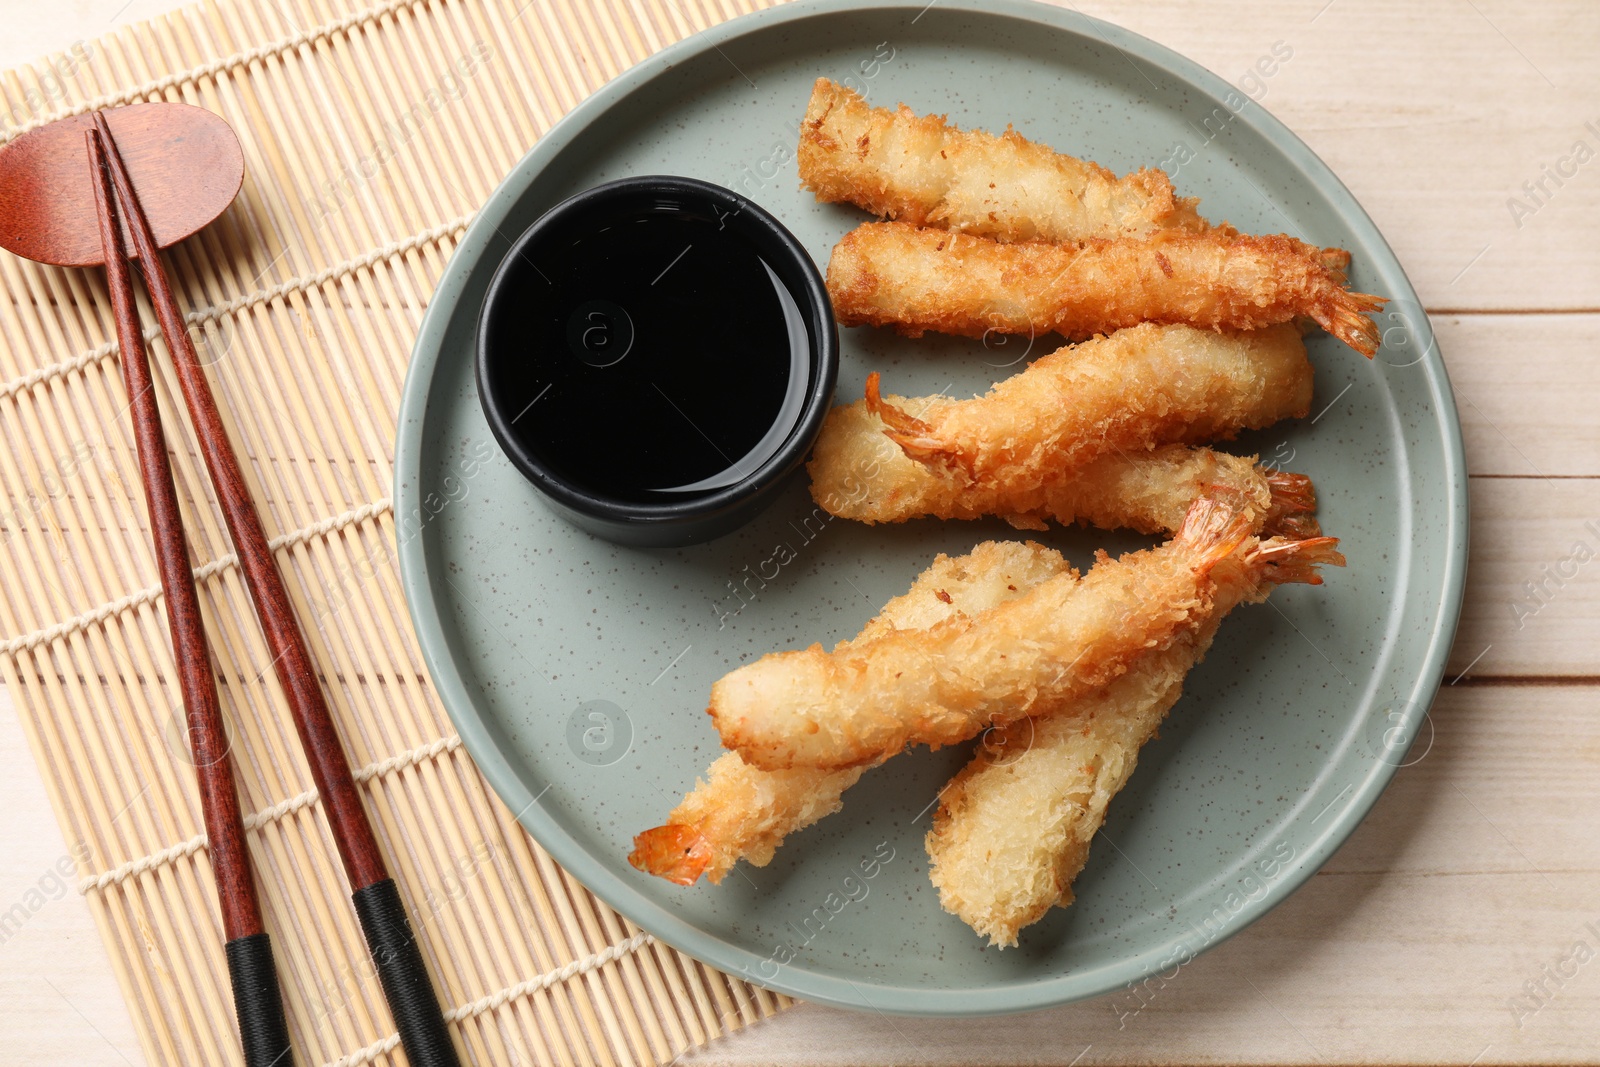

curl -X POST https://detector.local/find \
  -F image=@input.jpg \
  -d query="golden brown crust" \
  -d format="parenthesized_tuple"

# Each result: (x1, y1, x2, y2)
(925, 533, 1344, 946)
(627, 542, 1069, 885)
(827, 222, 1386, 356)
(628, 754, 866, 885)
(798, 77, 1207, 242)
(810, 409, 1278, 535)
(708, 496, 1292, 772)
(863, 323, 1312, 487)
(926, 635, 1198, 946)
(632, 521, 1337, 903)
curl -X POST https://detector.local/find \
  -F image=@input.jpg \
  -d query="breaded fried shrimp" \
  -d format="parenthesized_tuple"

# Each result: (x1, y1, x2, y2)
(866, 323, 1311, 485)
(628, 542, 1070, 885)
(627, 754, 867, 886)
(710, 496, 1269, 772)
(809, 391, 1315, 535)
(926, 534, 1344, 946)
(798, 78, 1208, 241)
(827, 222, 1386, 356)
(633, 519, 1331, 888)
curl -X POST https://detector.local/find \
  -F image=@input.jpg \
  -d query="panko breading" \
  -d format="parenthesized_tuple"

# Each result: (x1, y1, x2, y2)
(866, 323, 1311, 486)
(810, 389, 1314, 536)
(627, 754, 866, 886)
(828, 221, 1386, 356)
(710, 496, 1330, 772)
(932, 638, 1200, 947)
(628, 542, 1069, 885)
(798, 77, 1208, 242)
(926, 536, 1344, 947)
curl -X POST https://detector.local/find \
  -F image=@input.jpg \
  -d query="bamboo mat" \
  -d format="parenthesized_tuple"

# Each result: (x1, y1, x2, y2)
(0, 0, 794, 1063)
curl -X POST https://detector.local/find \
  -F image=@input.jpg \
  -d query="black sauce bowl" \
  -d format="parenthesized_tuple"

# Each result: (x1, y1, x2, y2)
(476, 176, 839, 548)
(470, 175, 838, 550)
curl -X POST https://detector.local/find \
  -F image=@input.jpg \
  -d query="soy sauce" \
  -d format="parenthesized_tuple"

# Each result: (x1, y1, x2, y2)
(482, 192, 812, 502)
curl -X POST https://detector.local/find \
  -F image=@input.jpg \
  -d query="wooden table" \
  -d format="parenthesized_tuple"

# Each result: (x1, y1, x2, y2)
(4, 1, 1596, 1063)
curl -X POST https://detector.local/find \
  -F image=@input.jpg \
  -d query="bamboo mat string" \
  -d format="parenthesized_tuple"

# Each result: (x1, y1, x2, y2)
(0, 0, 793, 1063)
(0, 497, 393, 658)
(80, 733, 464, 894)
(328, 932, 660, 1067)
(0, 0, 432, 145)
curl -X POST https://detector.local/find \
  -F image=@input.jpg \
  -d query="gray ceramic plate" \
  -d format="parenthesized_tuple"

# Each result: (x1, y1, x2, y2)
(395, 0, 1466, 1016)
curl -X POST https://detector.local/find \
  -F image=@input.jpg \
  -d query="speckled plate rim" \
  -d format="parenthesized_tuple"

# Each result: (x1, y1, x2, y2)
(395, 0, 1469, 1017)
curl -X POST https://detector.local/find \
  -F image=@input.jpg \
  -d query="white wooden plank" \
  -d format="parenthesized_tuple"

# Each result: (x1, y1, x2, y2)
(1451, 477, 1600, 678)
(0, 688, 144, 1067)
(1441, 314, 1600, 478)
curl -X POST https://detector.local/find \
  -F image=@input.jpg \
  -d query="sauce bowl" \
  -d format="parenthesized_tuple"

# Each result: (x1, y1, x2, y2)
(476, 175, 838, 547)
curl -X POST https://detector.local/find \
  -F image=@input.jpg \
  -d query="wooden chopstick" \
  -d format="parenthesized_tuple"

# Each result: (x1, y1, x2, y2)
(91, 111, 462, 1067)
(86, 123, 295, 1067)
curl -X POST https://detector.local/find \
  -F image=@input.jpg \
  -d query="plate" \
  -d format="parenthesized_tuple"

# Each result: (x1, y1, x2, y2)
(395, 0, 1466, 1016)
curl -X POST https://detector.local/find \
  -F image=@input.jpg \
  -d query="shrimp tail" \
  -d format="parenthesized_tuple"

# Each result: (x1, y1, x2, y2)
(628, 824, 713, 886)
(1263, 470, 1323, 539)
(1173, 495, 1255, 575)
(1249, 535, 1346, 587)
(1317, 289, 1387, 358)
(1318, 246, 1352, 280)
(865, 372, 958, 463)
(1265, 470, 1317, 513)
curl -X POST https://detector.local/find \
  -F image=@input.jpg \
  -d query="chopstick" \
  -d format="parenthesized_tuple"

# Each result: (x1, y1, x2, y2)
(86, 125, 295, 1067)
(90, 112, 462, 1067)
